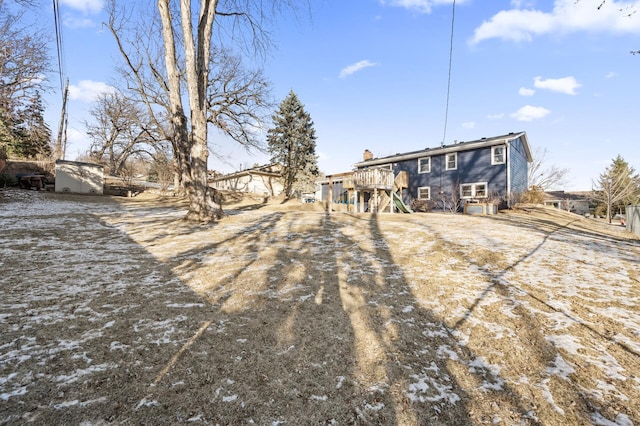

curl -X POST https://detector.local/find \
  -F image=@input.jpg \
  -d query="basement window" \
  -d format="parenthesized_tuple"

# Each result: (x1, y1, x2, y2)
(460, 182, 487, 199)
(418, 186, 431, 200)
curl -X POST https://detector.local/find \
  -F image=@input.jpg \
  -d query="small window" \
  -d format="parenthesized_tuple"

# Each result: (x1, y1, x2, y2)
(475, 183, 487, 197)
(461, 184, 473, 198)
(418, 186, 431, 200)
(445, 153, 457, 170)
(492, 146, 505, 165)
(460, 182, 488, 199)
(418, 157, 431, 174)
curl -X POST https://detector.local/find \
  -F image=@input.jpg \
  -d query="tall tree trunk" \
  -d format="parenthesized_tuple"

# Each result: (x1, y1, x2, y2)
(158, 0, 221, 221)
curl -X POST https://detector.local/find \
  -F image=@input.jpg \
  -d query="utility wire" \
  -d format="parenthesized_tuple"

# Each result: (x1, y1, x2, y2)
(52, 0, 66, 92)
(441, 0, 456, 147)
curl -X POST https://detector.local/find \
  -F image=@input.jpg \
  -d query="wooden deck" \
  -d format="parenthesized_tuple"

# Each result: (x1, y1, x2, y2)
(327, 170, 409, 213)
(343, 168, 394, 190)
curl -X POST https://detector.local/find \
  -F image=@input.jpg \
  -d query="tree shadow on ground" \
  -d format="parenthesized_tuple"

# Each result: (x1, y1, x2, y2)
(141, 209, 568, 424)
(409, 212, 639, 424)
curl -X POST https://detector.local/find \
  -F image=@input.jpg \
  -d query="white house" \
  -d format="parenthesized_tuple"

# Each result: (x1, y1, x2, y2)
(209, 164, 283, 196)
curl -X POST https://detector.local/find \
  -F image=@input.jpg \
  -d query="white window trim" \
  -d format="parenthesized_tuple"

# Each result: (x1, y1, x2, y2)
(460, 182, 488, 199)
(445, 153, 457, 170)
(418, 157, 431, 174)
(491, 146, 506, 165)
(418, 186, 431, 200)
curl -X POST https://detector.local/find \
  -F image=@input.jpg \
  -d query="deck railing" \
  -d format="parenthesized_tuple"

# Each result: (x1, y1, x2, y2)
(352, 168, 394, 190)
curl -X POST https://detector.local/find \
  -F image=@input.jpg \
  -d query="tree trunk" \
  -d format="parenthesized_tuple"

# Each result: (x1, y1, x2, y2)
(158, 0, 221, 221)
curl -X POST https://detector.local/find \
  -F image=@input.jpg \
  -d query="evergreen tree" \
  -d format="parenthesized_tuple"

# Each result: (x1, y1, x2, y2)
(19, 91, 52, 158)
(267, 90, 319, 198)
(1, 91, 51, 159)
(593, 155, 640, 223)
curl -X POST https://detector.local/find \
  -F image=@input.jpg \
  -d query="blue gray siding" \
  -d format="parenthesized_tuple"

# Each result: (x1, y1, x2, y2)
(509, 136, 529, 194)
(386, 145, 508, 202)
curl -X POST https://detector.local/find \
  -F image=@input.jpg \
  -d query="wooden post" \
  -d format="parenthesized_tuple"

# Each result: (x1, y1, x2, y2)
(328, 178, 333, 213)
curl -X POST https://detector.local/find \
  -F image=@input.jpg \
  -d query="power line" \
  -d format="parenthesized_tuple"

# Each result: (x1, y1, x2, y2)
(441, 0, 456, 147)
(52, 0, 68, 160)
(52, 0, 66, 92)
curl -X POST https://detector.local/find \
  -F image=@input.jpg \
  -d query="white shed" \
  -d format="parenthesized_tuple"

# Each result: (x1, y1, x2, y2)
(55, 160, 104, 195)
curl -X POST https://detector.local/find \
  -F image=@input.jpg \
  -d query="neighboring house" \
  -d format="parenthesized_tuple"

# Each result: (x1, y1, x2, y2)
(352, 131, 533, 210)
(55, 160, 104, 194)
(209, 163, 283, 196)
(543, 191, 592, 216)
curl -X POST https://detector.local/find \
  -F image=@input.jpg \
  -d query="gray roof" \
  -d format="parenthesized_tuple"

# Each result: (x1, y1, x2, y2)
(353, 131, 533, 168)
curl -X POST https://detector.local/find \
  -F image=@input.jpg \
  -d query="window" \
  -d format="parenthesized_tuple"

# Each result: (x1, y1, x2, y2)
(460, 182, 488, 199)
(418, 157, 431, 174)
(418, 186, 431, 200)
(445, 153, 457, 170)
(492, 146, 505, 165)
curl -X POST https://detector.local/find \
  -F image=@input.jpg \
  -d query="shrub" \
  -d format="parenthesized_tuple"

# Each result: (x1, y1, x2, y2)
(520, 187, 545, 204)
(0, 173, 17, 187)
(411, 199, 431, 212)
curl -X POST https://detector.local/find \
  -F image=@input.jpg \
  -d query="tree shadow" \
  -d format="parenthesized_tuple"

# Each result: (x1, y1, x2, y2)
(407, 212, 639, 424)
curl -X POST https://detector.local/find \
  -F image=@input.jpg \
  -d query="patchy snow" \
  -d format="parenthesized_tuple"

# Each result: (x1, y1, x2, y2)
(1, 191, 639, 424)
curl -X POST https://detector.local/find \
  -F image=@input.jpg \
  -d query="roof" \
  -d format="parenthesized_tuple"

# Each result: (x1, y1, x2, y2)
(353, 132, 533, 168)
(55, 159, 104, 169)
(544, 191, 593, 201)
(210, 163, 281, 181)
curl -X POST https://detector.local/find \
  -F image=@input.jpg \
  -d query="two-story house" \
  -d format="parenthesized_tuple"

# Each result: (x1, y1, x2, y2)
(351, 132, 533, 211)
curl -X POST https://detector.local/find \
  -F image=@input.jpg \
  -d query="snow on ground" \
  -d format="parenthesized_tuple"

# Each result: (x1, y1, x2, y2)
(1, 190, 638, 425)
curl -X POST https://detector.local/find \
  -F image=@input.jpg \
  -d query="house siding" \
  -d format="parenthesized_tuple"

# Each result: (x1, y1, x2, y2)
(509, 136, 529, 194)
(380, 145, 508, 202)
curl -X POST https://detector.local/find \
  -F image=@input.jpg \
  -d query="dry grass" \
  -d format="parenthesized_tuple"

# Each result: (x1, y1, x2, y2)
(1, 190, 638, 425)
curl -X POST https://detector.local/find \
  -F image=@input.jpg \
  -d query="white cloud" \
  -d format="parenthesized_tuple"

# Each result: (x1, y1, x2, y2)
(339, 60, 378, 79)
(605, 71, 618, 79)
(379, 0, 462, 14)
(60, 0, 104, 14)
(69, 80, 114, 103)
(519, 87, 535, 96)
(470, 0, 640, 44)
(63, 14, 96, 29)
(533, 76, 581, 95)
(510, 105, 551, 122)
(462, 121, 476, 129)
(487, 113, 505, 120)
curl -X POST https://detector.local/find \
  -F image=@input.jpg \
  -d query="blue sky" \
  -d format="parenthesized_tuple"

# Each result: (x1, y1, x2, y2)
(40, 0, 640, 190)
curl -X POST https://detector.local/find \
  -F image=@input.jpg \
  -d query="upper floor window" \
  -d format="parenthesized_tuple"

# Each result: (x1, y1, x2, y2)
(445, 153, 457, 170)
(418, 157, 431, 173)
(492, 146, 506, 165)
(418, 186, 431, 200)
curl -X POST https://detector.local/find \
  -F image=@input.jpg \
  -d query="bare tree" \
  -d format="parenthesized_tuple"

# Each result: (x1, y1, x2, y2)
(107, 0, 281, 220)
(592, 155, 640, 223)
(85, 91, 158, 176)
(528, 147, 570, 191)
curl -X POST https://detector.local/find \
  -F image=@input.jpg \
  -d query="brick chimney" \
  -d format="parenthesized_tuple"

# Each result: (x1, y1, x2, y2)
(363, 149, 373, 161)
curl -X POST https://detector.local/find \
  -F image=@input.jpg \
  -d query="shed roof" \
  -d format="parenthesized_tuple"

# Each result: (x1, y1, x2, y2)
(209, 163, 281, 182)
(353, 131, 532, 168)
(55, 159, 104, 170)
